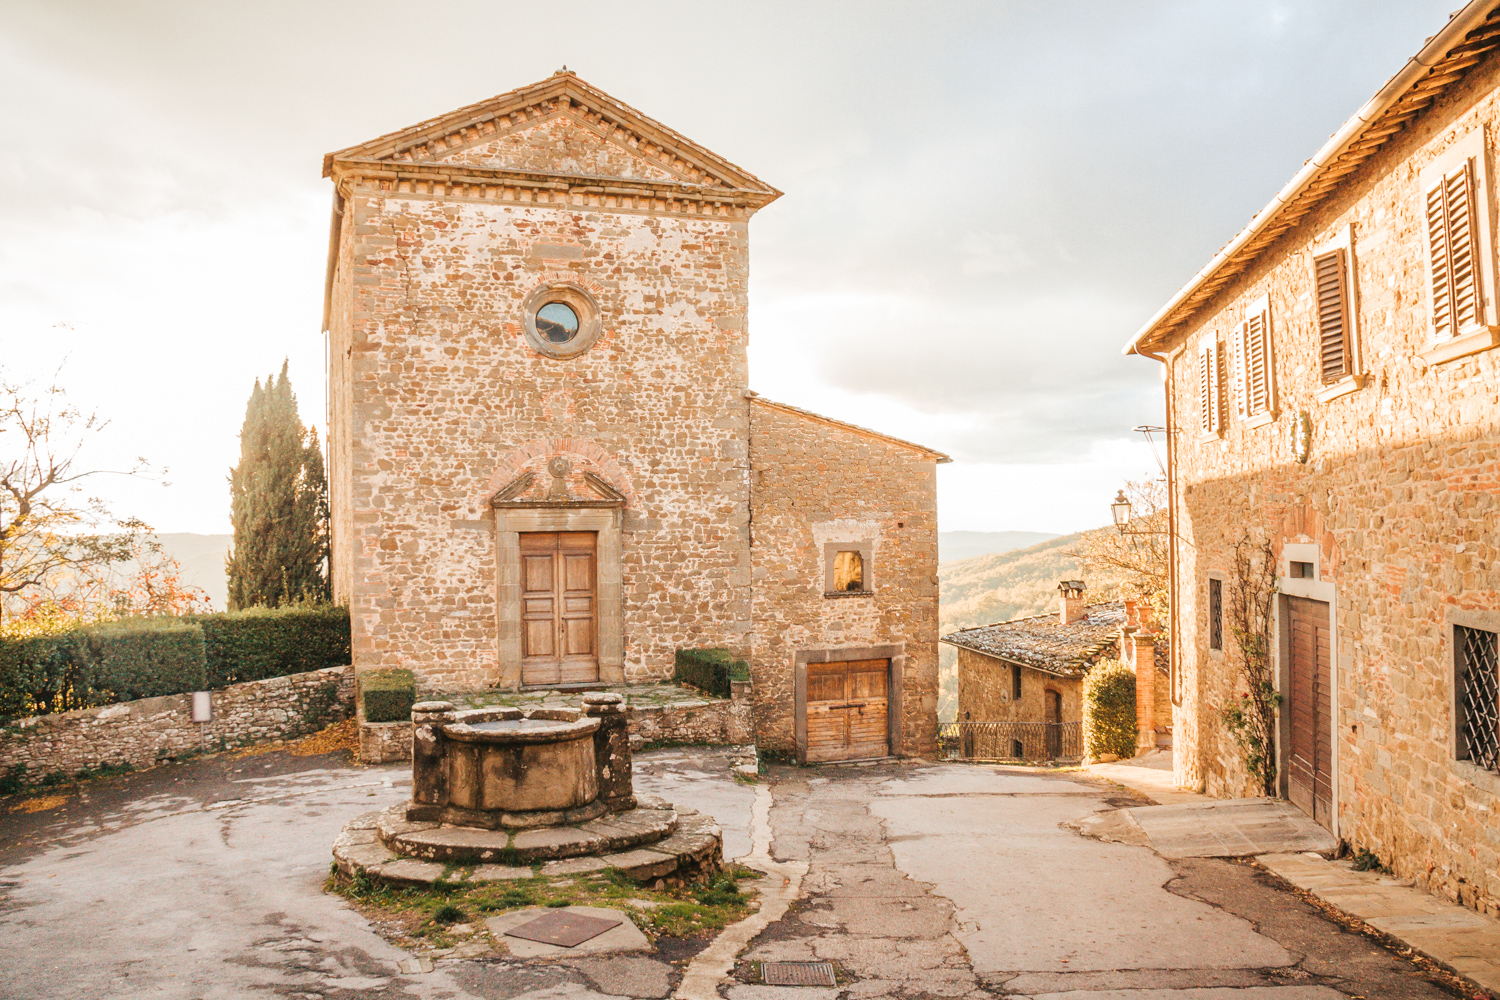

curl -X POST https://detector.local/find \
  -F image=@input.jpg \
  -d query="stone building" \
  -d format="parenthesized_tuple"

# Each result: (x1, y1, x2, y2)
(1127, 1, 1500, 915)
(320, 72, 945, 763)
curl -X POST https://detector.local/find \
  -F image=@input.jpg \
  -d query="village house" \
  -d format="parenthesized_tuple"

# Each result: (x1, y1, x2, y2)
(320, 72, 946, 764)
(943, 581, 1167, 759)
(1127, 1, 1500, 916)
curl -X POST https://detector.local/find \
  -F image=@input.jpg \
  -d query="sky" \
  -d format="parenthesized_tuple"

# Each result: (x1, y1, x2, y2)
(0, 0, 1461, 536)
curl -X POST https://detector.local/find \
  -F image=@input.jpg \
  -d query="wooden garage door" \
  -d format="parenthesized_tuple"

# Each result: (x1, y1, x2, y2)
(1287, 596, 1333, 829)
(519, 532, 598, 687)
(806, 659, 889, 763)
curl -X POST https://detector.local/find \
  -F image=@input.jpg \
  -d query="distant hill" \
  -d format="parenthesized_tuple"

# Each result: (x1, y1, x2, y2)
(938, 530, 1058, 564)
(937, 528, 1127, 721)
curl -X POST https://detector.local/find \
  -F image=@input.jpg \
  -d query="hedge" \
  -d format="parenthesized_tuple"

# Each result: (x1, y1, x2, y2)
(361, 668, 415, 723)
(673, 648, 749, 698)
(0, 605, 350, 723)
(1083, 657, 1138, 761)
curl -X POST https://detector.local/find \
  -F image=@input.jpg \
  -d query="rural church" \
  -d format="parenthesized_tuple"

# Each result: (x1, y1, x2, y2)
(320, 71, 946, 763)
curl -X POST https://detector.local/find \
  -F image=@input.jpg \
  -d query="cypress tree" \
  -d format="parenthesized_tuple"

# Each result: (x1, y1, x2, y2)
(226, 362, 330, 609)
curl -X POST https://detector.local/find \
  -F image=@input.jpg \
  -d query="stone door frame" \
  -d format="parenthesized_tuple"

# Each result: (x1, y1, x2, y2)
(793, 644, 905, 764)
(494, 507, 624, 689)
(1275, 541, 1340, 838)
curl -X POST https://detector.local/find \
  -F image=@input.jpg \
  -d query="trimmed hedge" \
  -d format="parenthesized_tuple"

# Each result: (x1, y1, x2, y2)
(361, 668, 415, 723)
(0, 605, 350, 723)
(673, 648, 748, 698)
(1083, 657, 1138, 761)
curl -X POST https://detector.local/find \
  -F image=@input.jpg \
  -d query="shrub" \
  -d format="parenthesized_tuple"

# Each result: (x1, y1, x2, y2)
(361, 668, 415, 723)
(673, 648, 748, 698)
(80, 620, 207, 703)
(194, 605, 350, 686)
(1083, 657, 1137, 760)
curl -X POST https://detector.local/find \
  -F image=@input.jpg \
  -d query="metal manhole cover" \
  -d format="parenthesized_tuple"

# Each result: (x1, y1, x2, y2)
(762, 962, 837, 986)
(504, 910, 622, 947)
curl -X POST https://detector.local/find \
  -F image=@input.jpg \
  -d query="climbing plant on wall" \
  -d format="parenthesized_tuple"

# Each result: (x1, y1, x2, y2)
(1222, 536, 1281, 797)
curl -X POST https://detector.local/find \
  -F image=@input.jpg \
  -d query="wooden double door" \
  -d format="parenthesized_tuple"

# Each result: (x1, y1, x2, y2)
(806, 659, 890, 762)
(520, 531, 598, 686)
(1286, 596, 1333, 829)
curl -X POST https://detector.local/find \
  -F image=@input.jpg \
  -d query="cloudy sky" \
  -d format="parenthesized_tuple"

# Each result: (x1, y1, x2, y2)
(2, 0, 1458, 536)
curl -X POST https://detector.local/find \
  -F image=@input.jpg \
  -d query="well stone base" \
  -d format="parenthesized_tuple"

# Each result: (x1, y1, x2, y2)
(333, 795, 722, 887)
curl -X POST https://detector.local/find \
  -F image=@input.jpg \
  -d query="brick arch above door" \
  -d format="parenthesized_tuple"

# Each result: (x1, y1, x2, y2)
(482, 437, 637, 509)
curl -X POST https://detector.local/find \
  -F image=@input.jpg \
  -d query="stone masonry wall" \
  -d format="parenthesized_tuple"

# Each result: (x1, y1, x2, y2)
(1161, 50, 1500, 915)
(748, 399, 942, 759)
(0, 666, 355, 784)
(955, 648, 1083, 725)
(328, 126, 754, 690)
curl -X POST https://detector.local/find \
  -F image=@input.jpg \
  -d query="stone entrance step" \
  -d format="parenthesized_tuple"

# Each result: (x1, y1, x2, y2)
(377, 803, 680, 863)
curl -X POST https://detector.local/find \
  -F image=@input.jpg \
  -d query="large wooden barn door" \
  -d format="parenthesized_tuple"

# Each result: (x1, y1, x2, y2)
(519, 532, 598, 686)
(805, 659, 890, 762)
(1287, 596, 1333, 829)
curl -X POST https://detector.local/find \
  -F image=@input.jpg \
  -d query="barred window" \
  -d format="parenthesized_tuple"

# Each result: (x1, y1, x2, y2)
(1456, 624, 1500, 774)
(1208, 578, 1223, 651)
(1011, 663, 1022, 701)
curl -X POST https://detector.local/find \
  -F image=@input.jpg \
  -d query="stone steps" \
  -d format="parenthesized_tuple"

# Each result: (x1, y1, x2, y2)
(377, 803, 680, 863)
(332, 806, 723, 887)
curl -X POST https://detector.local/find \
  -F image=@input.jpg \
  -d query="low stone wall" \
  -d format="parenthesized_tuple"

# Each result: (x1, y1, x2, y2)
(0, 665, 355, 784)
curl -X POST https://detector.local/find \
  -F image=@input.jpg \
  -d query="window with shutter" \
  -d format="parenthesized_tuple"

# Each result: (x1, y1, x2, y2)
(1427, 158, 1482, 341)
(1244, 308, 1270, 416)
(1231, 322, 1247, 417)
(1197, 341, 1221, 435)
(1314, 249, 1351, 383)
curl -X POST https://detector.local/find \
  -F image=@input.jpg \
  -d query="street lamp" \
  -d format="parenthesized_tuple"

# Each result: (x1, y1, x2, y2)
(1111, 490, 1132, 533)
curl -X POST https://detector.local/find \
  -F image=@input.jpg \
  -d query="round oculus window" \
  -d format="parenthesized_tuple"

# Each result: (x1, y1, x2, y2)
(536, 302, 579, 345)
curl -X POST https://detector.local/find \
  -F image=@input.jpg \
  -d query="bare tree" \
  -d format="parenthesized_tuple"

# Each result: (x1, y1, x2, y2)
(0, 370, 150, 622)
(1071, 478, 1170, 626)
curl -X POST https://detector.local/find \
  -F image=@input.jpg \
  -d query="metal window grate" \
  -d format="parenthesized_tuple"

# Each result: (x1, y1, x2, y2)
(1209, 578, 1223, 651)
(1458, 625, 1500, 773)
(763, 963, 837, 987)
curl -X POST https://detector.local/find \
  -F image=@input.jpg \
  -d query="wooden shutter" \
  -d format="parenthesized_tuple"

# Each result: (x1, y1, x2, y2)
(1198, 342, 1220, 434)
(1314, 250, 1350, 383)
(1244, 309, 1270, 416)
(1231, 323, 1247, 417)
(1428, 159, 1482, 340)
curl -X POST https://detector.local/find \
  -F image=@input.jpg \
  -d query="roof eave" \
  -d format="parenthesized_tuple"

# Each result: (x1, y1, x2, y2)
(1124, 0, 1500, 358)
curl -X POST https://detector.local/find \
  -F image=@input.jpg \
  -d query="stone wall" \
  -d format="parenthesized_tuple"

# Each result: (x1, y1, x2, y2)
(1157, 49, 1500, 915)
(0, 666, 354, 784)
(955, 648, 1083, 725)
(748, 399, 943, 759)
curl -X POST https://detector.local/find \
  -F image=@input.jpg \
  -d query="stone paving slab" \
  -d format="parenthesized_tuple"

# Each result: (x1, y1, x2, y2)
(1027, 988, 1346, 999)
(1259, 851, 1500, 995)
(1125, 799, 1338, 859)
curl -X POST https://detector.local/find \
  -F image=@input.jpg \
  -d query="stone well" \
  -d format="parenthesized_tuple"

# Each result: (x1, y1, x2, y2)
(332, 692, 723, 887)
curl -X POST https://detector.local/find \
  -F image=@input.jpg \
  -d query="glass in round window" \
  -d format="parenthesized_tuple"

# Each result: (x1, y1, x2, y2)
(536, 302, 580, 344)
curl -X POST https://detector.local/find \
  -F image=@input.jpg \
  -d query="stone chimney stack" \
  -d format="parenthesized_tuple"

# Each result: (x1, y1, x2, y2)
(1058, 580, 1087, 625)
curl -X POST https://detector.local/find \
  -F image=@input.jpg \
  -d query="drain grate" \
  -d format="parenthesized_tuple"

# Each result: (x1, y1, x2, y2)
(762, 962, 837, 986)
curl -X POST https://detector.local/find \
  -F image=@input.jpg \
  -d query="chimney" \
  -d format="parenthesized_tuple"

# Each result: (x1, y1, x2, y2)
(1058, 580, 1087, 625)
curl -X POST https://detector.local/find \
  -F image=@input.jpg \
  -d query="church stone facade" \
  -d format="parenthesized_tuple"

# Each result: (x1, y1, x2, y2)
(321, 72, 944, 762)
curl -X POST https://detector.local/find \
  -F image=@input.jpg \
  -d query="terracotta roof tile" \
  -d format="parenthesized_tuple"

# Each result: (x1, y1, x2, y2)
(941, 602, 1125, 678)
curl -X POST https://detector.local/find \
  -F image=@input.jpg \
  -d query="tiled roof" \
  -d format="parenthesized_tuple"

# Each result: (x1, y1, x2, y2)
(941, 602, 1125, 679)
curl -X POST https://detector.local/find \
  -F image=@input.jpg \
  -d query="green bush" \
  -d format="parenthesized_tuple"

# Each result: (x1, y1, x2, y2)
(1083, 657, 1138, 760)
(361, 668, 415, 723)
(673, 648, 748, 698)
(0, 605, 350, 723)
(194, 605, 350, 687)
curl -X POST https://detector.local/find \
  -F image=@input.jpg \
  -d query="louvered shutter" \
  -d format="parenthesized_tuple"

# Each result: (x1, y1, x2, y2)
(1428, 159, 1482, 341)
(1245, 309, 1270, 416)
(1198, 342, 1220, 434)
(1231, 322, 1247, 417)
(1314, 250, 1350, 383)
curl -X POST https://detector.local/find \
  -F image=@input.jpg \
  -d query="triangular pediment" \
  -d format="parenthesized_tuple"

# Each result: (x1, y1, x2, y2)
(324, 71, 779, 206)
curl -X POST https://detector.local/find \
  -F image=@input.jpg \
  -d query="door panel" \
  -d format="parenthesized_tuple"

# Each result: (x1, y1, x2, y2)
(805, 659, 890, 762)
(519, 532, 598, 686)
(1287, 596, 1333, 829)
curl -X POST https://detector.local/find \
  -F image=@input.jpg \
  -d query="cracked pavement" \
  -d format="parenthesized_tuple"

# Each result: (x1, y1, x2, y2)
(0, 749, 1475, 999)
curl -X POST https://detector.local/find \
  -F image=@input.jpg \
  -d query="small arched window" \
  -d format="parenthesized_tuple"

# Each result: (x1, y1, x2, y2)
(833, 550, 864, 592)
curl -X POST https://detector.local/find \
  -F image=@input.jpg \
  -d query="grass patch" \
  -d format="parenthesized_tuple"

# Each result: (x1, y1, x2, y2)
(325, 864, 762, 955)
